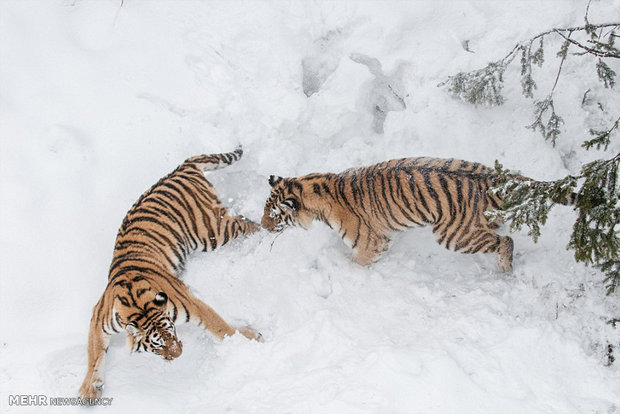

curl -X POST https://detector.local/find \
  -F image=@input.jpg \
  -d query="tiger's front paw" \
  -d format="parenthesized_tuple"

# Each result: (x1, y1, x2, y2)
(236, 326, 263, 342)
(79, 376, 104, 399)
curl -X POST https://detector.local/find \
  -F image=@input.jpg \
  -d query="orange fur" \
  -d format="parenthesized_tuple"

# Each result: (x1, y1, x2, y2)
(79, 149, 261, 399)
(262, 157, 515, 270)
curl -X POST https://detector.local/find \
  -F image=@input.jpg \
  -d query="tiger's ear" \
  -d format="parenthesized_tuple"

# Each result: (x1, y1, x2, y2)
(281, 198, 300, 212)
(269, 175, 283, 187)
(153, 292, 168, 306)
(126, 322, 140, 337)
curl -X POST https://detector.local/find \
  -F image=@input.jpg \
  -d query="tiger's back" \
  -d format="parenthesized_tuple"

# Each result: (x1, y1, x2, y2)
(111, 149, 256, 278)
(336, 157, 501, 232)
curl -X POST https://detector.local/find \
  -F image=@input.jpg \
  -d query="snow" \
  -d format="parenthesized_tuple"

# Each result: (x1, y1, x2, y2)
(1, 0, 619, 413)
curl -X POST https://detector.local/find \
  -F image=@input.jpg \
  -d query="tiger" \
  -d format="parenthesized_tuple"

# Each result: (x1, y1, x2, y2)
(261, 157, 575, 271)
(79, 148, 262, 400)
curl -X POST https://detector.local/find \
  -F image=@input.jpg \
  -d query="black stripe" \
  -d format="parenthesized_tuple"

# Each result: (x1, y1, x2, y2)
(116, 295, 130, 307)
(147, 195, 198, 252)
(423, 173, 442, 223)
(378, 174, 406, 229)
(182, 302, 190, 322)
(136, 288, 150, 297)
(322, 183, 336, 201)
(407, 171, 433, 223)
(142, 199, 196, 251)
(110, 250, 173, 275)
(438, 176, 455, 217)
(350, 172, 360, 205)
(110, 247, 177, 276)
(171, 301, 178, 322)
(390, 170, 423, 226)
(109, 265, 171, 285)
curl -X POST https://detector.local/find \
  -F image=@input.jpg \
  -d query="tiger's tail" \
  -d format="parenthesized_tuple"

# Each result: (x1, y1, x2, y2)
(184, 146, 243, 172)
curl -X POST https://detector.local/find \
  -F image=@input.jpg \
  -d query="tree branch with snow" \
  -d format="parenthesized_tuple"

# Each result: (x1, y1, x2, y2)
(443, 8, 620, 294)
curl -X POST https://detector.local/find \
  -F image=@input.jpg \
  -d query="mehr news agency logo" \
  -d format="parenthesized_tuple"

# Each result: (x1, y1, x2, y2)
(8, 394, 113, 407)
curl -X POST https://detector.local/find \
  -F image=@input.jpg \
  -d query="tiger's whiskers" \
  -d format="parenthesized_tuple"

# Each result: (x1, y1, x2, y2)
(269, 231, 284, 252)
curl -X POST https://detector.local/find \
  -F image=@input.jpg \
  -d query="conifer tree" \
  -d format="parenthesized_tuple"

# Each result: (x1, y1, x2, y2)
(441, 10, 620, 293)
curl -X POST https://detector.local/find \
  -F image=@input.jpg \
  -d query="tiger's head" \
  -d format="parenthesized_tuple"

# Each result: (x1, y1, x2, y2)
(113, 278, 183, 361)
(262, 175, 313, 232)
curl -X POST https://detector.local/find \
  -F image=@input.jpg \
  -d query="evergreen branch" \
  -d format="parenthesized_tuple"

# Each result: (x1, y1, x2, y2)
(441, 22, 619, 110)
(487, 161, 578, 241)
(583, 116, 620, 151)
(524, 33, 570, 145)
(589, 38, 619, 54)
(447, 9, 620, 294)
(554, 30, 620, 58)
(596, 59, 617, 88)
(520, 39, 544, 98)
(490, 151, 620, 294)
(539, 23, 620, 37)
(602, 260, 620, 295)
(527, 97, 564, 145)
(522, 23, 619, 47)
(439, 62, 507, 106)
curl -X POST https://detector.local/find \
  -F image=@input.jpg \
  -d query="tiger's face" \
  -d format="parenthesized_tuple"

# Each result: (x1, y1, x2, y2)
(125, 309, 183, 361)
(113, 278, 183, 360)
(262, 175, 310, 232)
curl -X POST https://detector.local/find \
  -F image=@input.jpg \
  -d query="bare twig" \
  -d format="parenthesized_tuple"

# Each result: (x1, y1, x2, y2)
(551, 31, 572, 93)
(585, 0, 593, 26)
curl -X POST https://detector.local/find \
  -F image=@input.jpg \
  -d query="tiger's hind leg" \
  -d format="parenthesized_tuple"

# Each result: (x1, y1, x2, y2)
(221, 214, 260, 241)
(497, 235, 513, 272)
(211, 209, 259, 249)
(434, 224, 513, 272)
(462, 230, 513, 272)
(227, 214, 260, 238)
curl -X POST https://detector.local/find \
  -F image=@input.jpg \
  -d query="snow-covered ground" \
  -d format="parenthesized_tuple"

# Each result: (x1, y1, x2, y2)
(1, 0, 619, 412)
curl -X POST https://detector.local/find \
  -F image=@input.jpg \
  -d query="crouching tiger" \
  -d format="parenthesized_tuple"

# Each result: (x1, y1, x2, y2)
(262, 157, 576, 271)
(79, 148, 261, 400)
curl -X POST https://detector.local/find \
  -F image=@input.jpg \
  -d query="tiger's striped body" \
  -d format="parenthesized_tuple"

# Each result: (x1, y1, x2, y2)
(79, 149, 260, 400)
(262, 157, 517, 270)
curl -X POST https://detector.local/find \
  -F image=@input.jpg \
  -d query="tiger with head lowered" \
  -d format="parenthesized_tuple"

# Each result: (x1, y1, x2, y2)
(79, 148, 261, 400)
(262, 157, 575, 271)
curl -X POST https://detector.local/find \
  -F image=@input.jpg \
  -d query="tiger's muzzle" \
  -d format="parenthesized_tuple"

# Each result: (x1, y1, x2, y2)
(154, 330, 183, 360)
(261, 215, 279, 232)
